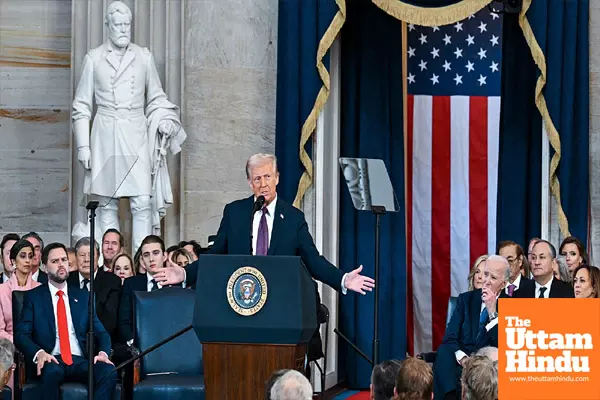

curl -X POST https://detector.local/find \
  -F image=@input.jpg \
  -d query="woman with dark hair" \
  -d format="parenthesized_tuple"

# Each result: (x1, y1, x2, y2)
(112, 253, 136, 284)
(0, 239, 41, 394)
(572, 265, 600, 299)
(559, 236, 588, 273)
(0, 234, 19, 284)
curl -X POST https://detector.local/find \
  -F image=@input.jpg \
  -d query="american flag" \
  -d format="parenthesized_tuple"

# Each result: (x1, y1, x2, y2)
(405, 9, 503, 356)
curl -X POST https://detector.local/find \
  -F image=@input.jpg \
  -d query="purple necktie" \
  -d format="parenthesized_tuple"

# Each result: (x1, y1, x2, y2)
(508, 284, 516, 297)
(256, 207, 269, 255)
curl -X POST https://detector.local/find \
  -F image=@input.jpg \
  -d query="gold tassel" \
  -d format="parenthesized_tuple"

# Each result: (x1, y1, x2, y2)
(293, 0, 346, 209)
(372, 0, 493, 27)
(518, 0, 570, 237)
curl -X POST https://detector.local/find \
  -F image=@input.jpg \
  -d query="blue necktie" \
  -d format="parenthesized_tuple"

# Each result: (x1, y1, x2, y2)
(479, 307, 489, 332)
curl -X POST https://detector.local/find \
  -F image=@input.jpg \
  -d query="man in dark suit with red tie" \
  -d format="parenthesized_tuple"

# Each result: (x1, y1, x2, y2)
(14, 243, 117, 400)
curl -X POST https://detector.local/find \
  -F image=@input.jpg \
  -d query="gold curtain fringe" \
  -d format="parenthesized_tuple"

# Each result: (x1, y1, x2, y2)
(293, 0, 346, 209)
(518, 0, 570, 237)
(372, 0, 493, 27)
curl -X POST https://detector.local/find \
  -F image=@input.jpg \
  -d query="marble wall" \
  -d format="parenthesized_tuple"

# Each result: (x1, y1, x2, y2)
(590, 2, 600, 262)
(182, 0, 278, 245)
(0, 0, 72, 245)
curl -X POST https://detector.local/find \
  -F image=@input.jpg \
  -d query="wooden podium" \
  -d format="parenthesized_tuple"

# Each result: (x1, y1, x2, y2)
(192, 255, 318, 400)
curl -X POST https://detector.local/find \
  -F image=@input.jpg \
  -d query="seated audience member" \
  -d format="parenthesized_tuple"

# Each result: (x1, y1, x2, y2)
(526, 237, 540, 277)
(553, 256, 571, 283)
(269, 369, 312, 400)
(393, 357, 433, 400)
(265, 369, 289, 400)
(497, 241, 534, 297)
(66, 248, 78, 273)
(118, 235, 181, 344)
(133, 246, 145, 275)
(165, 245, 180, 264)
(433, 255, 509, 400)
(67, 237, 121, 340)
(177, 240, 202, 261)
(468, 255, 487, 291)
(0, 338, 14, 389)
(370, 360, 402, 400)
(14, 243, 117, 400)
(573, 265, 600, 299)
(474, 346, 498, 362)
(112, 253, 135, 284)
(0, 234, 19, 283)
(21, 232, 47, 284)
(559, 236, 587, 274)
(171, 248, 193, 267)
(101, 229, 124, 272)
(519, 240, 574, 298)
(460, 356, 498, 400)
(0, 240, 41, 341)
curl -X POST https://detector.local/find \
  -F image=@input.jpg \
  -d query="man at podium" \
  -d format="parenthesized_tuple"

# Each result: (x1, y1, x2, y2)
(156, 153, 375, 294)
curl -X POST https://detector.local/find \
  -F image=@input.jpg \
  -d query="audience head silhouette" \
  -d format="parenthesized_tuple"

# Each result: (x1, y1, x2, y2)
(269, 369, 312, 400)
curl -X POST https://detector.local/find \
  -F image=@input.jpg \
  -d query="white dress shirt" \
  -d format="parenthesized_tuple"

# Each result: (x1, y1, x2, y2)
(31, 269, 40, 282)
(34, 284, 83, 362)
(147, 273, 162, 291)
(505, 273, 522, 295)
(78, 270, 98, 290)
(534, 277, 553, 298)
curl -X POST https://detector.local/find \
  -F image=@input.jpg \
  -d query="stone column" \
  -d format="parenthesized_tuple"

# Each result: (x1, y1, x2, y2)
(70, 0, 185, 250)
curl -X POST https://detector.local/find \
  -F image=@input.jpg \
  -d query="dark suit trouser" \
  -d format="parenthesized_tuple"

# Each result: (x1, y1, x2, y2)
(40, 355, 117, 400)
(433, 345, 463, 400)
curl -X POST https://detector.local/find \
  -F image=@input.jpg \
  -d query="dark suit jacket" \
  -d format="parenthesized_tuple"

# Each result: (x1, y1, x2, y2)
(510, 276, 535, 297)
(117, 275, 181, 343)
(513, 277, 574, 298)
(34, 270, 48, 285)
(434, 289, 499, 395)
(184, 196, 345, 291)
(14, 284, 111, 365)
(67, 270, 121, 340)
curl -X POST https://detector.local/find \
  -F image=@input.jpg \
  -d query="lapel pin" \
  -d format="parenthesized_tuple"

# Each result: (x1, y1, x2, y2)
(280, 214, 284, 219)
(74, 298, 78, 303)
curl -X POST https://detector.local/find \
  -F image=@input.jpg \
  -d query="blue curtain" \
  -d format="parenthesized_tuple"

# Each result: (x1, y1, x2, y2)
(338, 0, 406, 389)
(275, 0, 338, 203)
(496, 13, 542, 247)
(527, 0, 590, 244)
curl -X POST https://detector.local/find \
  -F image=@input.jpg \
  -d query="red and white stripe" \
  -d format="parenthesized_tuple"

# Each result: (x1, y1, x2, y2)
(406, 95, 500, 355)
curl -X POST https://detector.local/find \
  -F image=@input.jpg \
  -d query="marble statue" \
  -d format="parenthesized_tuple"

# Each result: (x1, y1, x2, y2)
(72, 0, 186, 252)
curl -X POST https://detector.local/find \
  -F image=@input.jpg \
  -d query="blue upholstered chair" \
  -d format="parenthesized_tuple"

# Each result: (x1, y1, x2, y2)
(11, 291, 122, 400)
(416, 296, 458, 363)
(132, 288, 205, 400)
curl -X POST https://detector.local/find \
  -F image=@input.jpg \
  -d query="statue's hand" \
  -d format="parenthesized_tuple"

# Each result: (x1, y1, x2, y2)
(158, 120, 175, 138)
(77, 146, 91, 170)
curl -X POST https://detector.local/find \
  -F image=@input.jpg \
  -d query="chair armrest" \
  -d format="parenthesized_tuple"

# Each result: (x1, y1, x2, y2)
(15, 349, 26, 388)
(128, 346, 141, 386)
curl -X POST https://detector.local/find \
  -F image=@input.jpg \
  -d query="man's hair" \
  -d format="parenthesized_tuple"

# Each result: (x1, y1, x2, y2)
(533, 239, 557, 259)
(141, 235, 165, 252)
(270, 369, 312, 400)
(0, 338, 14, 377)
(42, 243, 68, 266)
(475, 346, 498, 361)
(0, 233, 20, 256)
(105, 0, 132, 25)
(497, 240, 526, 261)
(265, 369, 290, 400)
(166, 245, 180, 254)
(246, 153, 278, 180)
(74, 237, 100, 254)
(9, 239, 35, 262)
(371, 360, 402, 400)
(102, 228, 124, 248)
(178, 240, 203, 257)
(486, 254, 511, 282)
(461, 355, 498, 400)
(394, 357, 433, 400)
(22, 232, 44, 250)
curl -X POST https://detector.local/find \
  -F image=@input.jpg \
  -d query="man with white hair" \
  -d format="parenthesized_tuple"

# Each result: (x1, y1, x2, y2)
(72, 0, 186, 253)
(474, 346, 498, 362)
(156, 153, 375, 294)
(433, 255, 509, 400)
(270, 370, 313, 400)
(0, 338, 14, 389)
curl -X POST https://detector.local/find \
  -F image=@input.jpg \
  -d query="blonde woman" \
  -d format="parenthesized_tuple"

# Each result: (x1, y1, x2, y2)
(468, 255, 488, 291)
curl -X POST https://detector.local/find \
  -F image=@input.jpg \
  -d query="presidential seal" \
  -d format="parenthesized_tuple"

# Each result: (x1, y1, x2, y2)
(226, 266, 268, 316)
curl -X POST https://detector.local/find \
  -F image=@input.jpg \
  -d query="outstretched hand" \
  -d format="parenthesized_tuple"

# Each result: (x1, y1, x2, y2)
(344, 265, 375, 295)
(153, 258, 186, 286)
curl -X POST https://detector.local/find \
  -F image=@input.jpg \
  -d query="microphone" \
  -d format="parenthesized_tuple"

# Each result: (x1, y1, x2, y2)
(252, 195, 266, 214)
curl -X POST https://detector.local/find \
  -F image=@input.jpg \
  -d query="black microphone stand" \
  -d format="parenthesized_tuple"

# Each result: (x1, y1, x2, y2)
(86, 201, 99, 400)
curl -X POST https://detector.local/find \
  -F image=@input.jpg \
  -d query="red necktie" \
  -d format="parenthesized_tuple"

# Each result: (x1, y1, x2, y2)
(56, 290, 73, 365)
